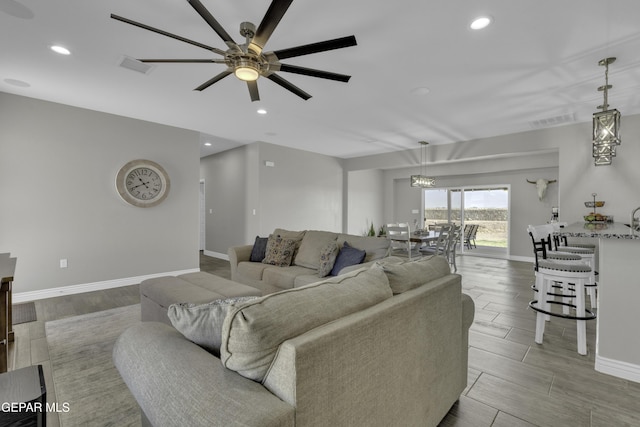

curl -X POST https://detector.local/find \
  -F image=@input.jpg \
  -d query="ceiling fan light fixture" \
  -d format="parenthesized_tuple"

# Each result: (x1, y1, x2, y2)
(234, 59, 260, 81)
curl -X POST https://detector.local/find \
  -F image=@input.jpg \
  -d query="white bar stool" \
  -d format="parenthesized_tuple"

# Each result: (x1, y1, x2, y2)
(527, 225, 582, 318)
(529, 260, 595, 355)
(543, 224, 598, 308)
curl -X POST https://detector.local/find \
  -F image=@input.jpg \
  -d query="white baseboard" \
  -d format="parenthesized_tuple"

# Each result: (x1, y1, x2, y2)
(203, 250, 229, 261)
(596, 355, 640, 384)
(12, 268, 200, 303)
(509, 255, 535, 263)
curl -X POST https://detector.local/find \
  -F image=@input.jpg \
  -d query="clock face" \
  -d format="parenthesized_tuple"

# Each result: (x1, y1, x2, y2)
(116, 160, 170, 207)
(126, 167, 162, 201)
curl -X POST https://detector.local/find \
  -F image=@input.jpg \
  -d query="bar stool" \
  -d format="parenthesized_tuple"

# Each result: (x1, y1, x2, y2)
(549, 223, 598, 308)
(527, 225, 582, 317)
(530, 259, 596, 355)
(543, 224, 598, 308)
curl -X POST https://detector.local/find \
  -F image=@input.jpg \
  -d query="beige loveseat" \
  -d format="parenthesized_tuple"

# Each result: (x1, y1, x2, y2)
(229, 229, 391, 294)
(113, 256, 474, 427)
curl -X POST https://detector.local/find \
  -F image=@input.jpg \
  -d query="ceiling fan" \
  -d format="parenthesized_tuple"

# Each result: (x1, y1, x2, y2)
(111, 0, 357, 101)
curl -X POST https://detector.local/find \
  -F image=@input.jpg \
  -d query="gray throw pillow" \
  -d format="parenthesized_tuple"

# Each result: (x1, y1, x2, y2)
(168, 296, 259, 357)
(378, 255, 451, 294)
(317, 241, 339, 277)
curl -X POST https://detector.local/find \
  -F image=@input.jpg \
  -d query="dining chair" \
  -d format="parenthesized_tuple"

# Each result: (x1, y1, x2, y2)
(420, 223, 452, 258)
(445, 224, 462, 272)
(386, 223, 414, 260)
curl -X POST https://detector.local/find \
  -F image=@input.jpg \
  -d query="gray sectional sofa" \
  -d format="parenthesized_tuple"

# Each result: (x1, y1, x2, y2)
(113, 255, 474, 427)
(229, 229, 391, 294)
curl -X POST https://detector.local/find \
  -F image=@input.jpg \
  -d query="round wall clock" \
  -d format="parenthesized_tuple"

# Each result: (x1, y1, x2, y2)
(115, 159, 170, 208)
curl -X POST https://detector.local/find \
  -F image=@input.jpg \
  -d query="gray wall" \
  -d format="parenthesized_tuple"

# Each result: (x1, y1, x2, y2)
(557, 117, 640, 223)
(200, 141, 343, 255)
(0, 92, 200, 294)
(199, 145, 250, 257)
(346, 169, 384, 236)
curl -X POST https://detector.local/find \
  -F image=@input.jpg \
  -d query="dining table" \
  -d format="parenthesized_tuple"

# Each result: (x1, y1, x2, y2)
(409, 230, 440, 247)
(554, 222, 640, 383)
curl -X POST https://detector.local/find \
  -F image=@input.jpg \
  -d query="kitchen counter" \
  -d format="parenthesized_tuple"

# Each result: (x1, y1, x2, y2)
(555, 222, 640, 383)
(556, 221, 640, 239)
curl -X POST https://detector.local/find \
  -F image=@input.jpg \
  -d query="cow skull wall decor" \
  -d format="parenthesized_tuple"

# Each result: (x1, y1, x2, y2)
(527, 178, 557, 201)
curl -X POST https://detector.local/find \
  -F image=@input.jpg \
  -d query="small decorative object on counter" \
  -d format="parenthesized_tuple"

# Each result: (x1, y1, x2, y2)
(583, 193, 612, 222)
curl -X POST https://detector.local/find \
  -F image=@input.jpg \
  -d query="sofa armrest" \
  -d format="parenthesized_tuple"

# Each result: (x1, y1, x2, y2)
(113, 322, 294, 427)
(460, 292, 475, 391)
(228, 245, 254, 281)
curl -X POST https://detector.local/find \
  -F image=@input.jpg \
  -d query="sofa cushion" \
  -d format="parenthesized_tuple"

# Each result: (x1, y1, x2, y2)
(168, 296, 260, 357)
(330, 242, 366, 276)
(262, 235, 298, 267)
(317, 241, 339, 277)
(237, 261, 271, 281)
(177, 272, 260, 298)
(141, 276, 228, 308)
(293, 231, 338, 269)
(249, 236, 269, 262)
(337, 234, 390, 262)
(220, 265, 393, 382)
(293, 274, 323, 288)
(378, 255, 452, 294)
(262, 265, 316, 289)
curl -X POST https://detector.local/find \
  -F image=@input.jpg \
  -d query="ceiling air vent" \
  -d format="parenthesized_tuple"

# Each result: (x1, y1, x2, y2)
(118, 55, 154, 75)
(529, 113, 575, 129)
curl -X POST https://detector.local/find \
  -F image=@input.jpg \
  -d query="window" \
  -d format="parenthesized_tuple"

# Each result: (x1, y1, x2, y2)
(424, 186, 509, 253)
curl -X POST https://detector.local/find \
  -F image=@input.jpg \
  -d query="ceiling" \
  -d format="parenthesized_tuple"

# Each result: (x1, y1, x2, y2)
(2, 0, 640, 159)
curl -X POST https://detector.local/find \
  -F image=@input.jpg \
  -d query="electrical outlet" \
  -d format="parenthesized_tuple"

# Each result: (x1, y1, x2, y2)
(60, 259, 68, 269)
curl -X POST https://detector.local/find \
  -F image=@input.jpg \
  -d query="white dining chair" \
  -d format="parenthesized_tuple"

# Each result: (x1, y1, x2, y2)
(386, 223, 414, 260)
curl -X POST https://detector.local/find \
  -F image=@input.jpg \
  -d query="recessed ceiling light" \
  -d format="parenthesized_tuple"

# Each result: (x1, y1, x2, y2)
(3, 78, 31, 88)
(257, 108, 267, 115)
(470, 16, 492, 30)
(50, 45, 71, 55)
(411, 87, 431, 96)
(204, 142, 212, 147)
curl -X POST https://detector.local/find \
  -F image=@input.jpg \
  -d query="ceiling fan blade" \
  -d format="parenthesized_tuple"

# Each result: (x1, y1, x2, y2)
(187, 0, 236, 47)
(278, 64, 351, 82)
(110, 14, 225, 56)
(139, 59, 226, 63)
(247, 81, 260, 102)
(266, 73, 311, 100)
(194, 70, 232, 91)
(249, 0, 294, 54)
(270, 35, 357, 60)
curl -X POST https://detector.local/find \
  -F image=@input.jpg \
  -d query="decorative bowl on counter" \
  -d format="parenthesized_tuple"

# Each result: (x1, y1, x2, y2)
(584, 214, 612, 223)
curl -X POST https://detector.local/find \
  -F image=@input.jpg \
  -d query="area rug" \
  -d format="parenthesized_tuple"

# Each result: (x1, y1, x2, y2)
(45, 304, 141, 427)
(12, 301, 37, 324)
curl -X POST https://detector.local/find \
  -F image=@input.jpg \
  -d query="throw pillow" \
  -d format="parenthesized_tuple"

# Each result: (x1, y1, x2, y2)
(330, 241, 366, 276)
(378, 255, 451, 294)
(168, 296, 260, 357)
(249, 236, 269, 262)
(262, 235, 298, 267)
(317, 241, 339, 277)
(220, 265, 393, 382)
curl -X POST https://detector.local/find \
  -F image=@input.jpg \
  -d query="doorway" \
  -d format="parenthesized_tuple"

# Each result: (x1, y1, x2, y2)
(424, 186, 509, 256)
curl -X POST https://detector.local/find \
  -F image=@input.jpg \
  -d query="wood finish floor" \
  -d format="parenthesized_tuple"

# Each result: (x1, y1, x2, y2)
(8, 253, 640, 426)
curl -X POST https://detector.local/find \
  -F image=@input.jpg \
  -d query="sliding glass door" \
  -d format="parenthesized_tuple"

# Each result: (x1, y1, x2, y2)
(424, 186, 509, 253)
